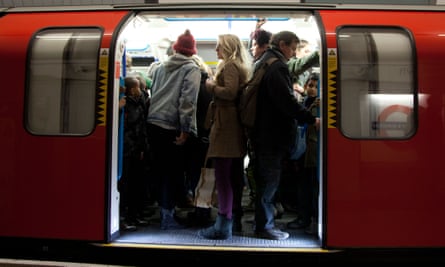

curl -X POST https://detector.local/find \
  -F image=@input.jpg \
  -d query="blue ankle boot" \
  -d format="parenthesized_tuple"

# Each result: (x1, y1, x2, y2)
(198, 214, 232, 240)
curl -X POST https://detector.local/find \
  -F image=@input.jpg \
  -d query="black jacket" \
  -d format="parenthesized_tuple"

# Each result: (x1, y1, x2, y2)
(123, 93, 148, 159)
(252, 47, 316, 153)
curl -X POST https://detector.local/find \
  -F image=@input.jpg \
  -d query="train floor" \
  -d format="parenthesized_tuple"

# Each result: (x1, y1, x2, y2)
(115, 187, 320, 249)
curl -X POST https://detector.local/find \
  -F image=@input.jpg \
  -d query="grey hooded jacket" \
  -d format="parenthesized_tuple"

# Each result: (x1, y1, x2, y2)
(147, 54, 201, 136)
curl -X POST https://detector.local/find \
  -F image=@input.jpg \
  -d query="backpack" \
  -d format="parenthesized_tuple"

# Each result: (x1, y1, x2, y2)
(289, 123, 307, 160)
(238, 57, 278, 129)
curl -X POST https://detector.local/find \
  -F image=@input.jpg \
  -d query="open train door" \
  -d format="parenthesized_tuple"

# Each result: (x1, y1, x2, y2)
(319, 8, 445, 249)
(0, 8, 131, 242)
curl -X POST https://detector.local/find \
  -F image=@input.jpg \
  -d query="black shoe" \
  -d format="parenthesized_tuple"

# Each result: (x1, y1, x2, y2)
(187, 209, 213, 227)
(287, 218, 310, 229)
(177, 195, 195, 208)
(255, 228, 289, 240)
(142, 208, 155, 218)
(134, 218, 149, 226)
(121, 222, 137, 231)
(161, 216, 186, 230)
(274, 202, 285, 219)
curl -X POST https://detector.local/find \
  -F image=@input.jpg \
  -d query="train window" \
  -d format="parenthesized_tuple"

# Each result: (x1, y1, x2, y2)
(337, 27, 415, 139)
(25, 28, 102, 135)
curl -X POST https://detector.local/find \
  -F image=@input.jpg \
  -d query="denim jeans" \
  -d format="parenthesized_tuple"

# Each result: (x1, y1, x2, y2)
(254, 149, 286, 231)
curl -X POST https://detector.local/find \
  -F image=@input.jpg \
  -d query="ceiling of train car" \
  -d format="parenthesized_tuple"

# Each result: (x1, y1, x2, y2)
(122, 12, 319, 51)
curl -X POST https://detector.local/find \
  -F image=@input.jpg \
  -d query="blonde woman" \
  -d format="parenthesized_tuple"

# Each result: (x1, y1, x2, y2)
(198, 34, 251, 240)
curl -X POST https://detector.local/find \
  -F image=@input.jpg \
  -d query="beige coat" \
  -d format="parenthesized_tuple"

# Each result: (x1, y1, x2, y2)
(205, 62, 247, 158)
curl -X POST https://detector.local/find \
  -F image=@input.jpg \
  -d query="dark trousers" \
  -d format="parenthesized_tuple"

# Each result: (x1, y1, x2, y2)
(297, 166, 318, 223)
(254, 149, 286, 230)
(184, 136, 209, 198)
(148, 124, 185, 210)
(119, 155, 146, 222)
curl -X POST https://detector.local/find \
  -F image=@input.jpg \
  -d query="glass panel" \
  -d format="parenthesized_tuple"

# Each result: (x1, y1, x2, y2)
(338, 27, 415, 139)
(26, 28, 102, 135)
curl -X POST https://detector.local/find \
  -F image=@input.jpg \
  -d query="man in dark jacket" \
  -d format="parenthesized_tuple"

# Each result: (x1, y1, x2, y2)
(252, 31, 320, 240)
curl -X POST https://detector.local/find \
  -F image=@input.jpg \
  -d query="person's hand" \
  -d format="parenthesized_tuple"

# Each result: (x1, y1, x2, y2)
(293, 83, 304, 94)
(256, 18, 266, 29)
(314, 98, 320, 107)
(174, 131, 189, 145)
(119, 96, 126, 109)
(205, 78, 216, 93)
(314, 117, 320, 131)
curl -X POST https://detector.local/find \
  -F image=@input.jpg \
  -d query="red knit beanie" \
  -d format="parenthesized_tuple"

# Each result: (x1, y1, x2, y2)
(173, 29, 197, 56)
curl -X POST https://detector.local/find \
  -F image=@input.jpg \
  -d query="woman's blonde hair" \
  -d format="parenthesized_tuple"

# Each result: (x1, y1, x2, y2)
(215, 34, 251, 82)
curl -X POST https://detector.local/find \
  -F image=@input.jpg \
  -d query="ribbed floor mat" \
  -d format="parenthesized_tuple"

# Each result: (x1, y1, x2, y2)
(115, 212, 319, 248)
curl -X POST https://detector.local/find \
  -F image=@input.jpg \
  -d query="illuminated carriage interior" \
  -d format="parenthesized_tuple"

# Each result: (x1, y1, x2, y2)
(111, 11, 416, 248)
(114, 12, 323, 248)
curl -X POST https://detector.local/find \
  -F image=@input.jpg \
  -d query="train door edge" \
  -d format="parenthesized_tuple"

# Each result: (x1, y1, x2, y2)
(107, 12, 141, 242)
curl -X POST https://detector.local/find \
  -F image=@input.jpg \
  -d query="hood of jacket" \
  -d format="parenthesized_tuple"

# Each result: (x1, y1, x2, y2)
(164, 53, 196, 72)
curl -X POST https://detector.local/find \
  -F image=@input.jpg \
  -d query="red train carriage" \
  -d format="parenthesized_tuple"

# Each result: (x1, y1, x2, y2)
(0, 2, 445, 263)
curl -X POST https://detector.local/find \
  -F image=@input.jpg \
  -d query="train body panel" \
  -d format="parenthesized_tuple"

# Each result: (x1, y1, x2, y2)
(0, 10, 129, 241)
(1, 3, 445, 259)
(321, 10, 445, 247)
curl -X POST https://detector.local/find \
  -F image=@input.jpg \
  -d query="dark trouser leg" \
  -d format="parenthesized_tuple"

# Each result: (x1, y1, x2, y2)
(254, 151, 283, 231)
